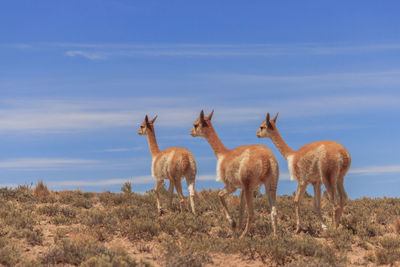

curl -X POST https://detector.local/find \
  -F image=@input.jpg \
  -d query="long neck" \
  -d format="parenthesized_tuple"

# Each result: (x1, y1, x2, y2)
(146, 130, 160, 158)
(270, 128, 294, 160)
(204, 126, 228, 158)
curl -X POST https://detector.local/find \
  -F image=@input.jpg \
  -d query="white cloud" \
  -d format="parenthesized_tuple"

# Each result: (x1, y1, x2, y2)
(1, 164, 398, 191)
(0, 183, 19, 188)
(65, 50, 106, 60)
(100, 148, 135, 152)
(199, 69, 400, 89)
(47, 175, 154, 187)
(0, 157, 144, 171)
(0, 158, 100, 170)
(349, 165, 400, 176)
(0, 93, 399, 134)
(61, 42, 400, 59)
(6, 42, 400, 59)
(0, 97, 194, 133)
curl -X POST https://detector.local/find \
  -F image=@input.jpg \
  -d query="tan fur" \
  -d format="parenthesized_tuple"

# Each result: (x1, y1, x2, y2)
(257, 113, 351, 232)
(191, 110, 279, 237)
(138, 115, 197, 214)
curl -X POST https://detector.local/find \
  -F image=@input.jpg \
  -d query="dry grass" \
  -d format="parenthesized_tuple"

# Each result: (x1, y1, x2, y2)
(33, 180, 50, 201)
(393, 218, 400, 235)
(0, 183, 399, 266)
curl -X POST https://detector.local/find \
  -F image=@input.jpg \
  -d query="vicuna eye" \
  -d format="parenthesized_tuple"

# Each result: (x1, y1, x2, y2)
(194, 124, 198, 128)
(260, 126, 265, 130)
(140, 126, 144, 129)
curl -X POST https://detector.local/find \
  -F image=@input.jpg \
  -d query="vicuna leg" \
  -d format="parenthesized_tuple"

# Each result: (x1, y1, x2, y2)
(238, 190, 246, 230)
(294, 182, 307, 233)
(266, 182, 278, 236)
(186, 176, 196, 214)
(240, 187, 254, 239)
(168, 180, 174, 210)
(324, 177, 340, 228)
(174, 179, 185, 213)
(154, 180, 164, 215)
(312, 182, 327, 230)
(218, 187, 237, 230)
(335, 177, 347, 228)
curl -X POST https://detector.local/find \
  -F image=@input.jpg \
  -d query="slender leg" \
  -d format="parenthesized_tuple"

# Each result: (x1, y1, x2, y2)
(186, 176, 196, 214)
(267, 182, 278, 236)
(218, 187, 237, 230)
(154, 180, 164, 215)
(294, 182, 307, 233)
(313, 182, 327, 230)
(168, 179, 174, 210)
(335, 178, 347, 228)
(240, 187, 254, 239)
(324, 177, 339, 228)
(174, 179, 185, 213)
(238, 190, 246, 230)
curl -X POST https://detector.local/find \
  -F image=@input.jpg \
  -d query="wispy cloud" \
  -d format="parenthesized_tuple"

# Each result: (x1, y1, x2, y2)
(0, 97, 195, 133)
(0, 157, 144, 171)
(65, 50, 106, 60)
(98, 148, 138, 153)
(1, 94, 399, 134)
(60, 42, 400, 60)
(0, 176, 155, 190)
(3, 42, 400, 59)
(47, 175, 154, 188)
(0, 158, 100, 170)
(200, 69, 400, 89)
(349, 165, 400, 176)
(1, 164, 398, 191)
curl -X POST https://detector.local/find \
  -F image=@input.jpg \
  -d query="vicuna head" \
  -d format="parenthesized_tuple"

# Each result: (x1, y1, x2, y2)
(257, 112, 279, 139)
(138, 115, 157, 136)
(190, 110, 214, 138)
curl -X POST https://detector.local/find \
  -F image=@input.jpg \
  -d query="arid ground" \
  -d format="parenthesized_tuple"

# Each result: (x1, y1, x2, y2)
(0, 182, 399, 266)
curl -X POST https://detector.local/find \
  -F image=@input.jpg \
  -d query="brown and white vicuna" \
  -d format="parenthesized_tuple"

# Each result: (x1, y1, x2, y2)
(191, 110, 279, 237)
(257, 113, 351, 233)
(138, 115, 197, 215)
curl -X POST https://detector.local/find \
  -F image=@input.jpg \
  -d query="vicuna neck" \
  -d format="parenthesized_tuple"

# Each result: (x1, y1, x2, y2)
(146, 130, 160, 158)
(204, 126, 228, 158)
(269, 128, 294, 160)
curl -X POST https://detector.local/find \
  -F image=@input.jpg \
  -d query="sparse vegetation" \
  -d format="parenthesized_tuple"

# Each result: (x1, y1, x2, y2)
(0, 183, 399, 266)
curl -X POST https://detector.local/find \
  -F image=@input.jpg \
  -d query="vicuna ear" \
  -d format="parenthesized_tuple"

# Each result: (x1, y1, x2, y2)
(207, 109, 214, 121)
(266, 113, 274, 130)
(151, 115, 158, 124)
(273, 112, 279, 123)
(145, 115, 151, 128)
(200, 110, 205, 124)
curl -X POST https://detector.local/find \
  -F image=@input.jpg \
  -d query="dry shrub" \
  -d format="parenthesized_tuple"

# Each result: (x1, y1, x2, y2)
(17, 228, 44, 245)
(121, 182, 132, 194)
(393, 218, 400, 235)
(375, 236, 400, 265)
(41, 233, 136, 266)
(33, 180, 50, 201)
(161, 236, 212, 267)
(57, 190, 93, 209)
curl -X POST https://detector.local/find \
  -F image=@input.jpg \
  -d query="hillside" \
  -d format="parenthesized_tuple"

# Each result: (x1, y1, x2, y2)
(0, 183, 399, 266)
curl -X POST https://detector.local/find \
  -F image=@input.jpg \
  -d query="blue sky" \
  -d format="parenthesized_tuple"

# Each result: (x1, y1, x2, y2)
(1, 1, 400, 198)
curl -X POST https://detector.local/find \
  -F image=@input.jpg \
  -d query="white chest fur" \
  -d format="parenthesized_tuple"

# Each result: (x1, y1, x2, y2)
(287, 154, 297, 181)
(216, 155, 224, 182)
